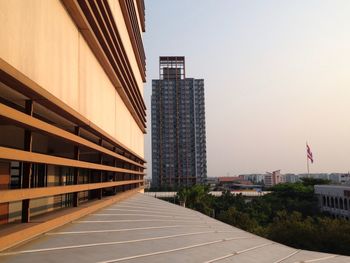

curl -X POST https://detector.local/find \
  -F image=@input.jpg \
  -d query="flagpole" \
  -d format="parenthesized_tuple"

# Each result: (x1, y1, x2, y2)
(306, 142, 310, 177)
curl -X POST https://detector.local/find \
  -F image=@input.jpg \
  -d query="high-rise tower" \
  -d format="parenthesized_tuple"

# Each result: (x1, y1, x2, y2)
(151, 56, 207, 189)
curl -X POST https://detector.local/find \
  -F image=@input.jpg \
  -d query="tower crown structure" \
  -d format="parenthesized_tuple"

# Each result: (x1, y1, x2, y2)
(159, 56, 185, 80)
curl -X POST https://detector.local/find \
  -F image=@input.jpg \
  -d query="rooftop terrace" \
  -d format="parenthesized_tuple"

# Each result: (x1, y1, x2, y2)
(0, 194, 349, 262)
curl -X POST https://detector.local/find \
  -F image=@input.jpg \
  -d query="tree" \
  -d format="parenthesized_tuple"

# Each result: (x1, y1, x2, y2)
(217, 207, 258, 232)
(177, 185, 213, 215)
(300, 177, 331, 187)
(171, 182, 350, 256)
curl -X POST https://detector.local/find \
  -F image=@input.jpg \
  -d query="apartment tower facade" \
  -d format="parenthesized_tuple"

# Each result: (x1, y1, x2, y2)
(0, 0, 146, 230)
(151, 56, 207, 189)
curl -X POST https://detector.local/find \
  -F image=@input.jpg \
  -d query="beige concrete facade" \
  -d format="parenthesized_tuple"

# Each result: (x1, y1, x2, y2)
(0, 0, 145, 157)
(108, 0, 144, 95)
(0, 0, 146, 246)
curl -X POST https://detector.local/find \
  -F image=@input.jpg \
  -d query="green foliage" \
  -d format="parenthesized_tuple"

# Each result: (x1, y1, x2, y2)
(267, 210, 317, 250)
(169, 182, 350, 256)
(266, 211, 350, 255)
(177, 184, 214, 216)
(264, 182, 318, 217)
(214, 191, 246, 214)
(217, 207, 258, 231)
(300, 177, 331, 186)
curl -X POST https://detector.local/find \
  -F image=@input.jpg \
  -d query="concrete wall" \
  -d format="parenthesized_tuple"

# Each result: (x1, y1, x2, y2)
(315, 185, 350, 219)
(107, 0, 144, 95)
(0, 0, 144, 157)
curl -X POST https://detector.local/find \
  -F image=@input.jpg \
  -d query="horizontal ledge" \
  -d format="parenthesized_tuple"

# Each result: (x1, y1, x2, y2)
(0, 147, 145, 175)
(0, 180, 143, 203)
(0, 57, 146, 161)
(79, 0, 145, 118)
(0, 103, 145, 169)
(61, 0, 146, 131)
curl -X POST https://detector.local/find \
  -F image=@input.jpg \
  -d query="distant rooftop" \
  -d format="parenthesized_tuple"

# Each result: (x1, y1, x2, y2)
(159, 56, 185, 61)
(1, 194, 348, 262)
(315, 184, 350, 189)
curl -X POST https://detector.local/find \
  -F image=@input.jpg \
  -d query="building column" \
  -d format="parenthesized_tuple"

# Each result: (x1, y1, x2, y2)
(22, 100, 33, 223)
(113, 147, 117, 195)
(122, 152, 126, 192)
(0, 162, 10, 224)
(98, 138, 103, 199)
(73, 126, 80, 207)
(140, 161, 144, 188)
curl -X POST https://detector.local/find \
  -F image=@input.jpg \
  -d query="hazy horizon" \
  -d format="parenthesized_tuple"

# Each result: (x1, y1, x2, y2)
(144, 0, 350, 178)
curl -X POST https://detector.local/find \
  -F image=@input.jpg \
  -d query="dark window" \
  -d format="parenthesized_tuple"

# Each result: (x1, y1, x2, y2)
(10, 162, 47, 188)
(31, 164, 47, 188)
(10, 161, 22, 189)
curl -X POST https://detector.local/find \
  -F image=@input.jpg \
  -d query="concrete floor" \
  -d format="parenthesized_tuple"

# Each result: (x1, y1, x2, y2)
(0, 194, 349, 263)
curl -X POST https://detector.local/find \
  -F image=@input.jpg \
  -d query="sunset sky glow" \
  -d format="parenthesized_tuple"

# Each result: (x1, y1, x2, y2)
(144, 0, 350, 177)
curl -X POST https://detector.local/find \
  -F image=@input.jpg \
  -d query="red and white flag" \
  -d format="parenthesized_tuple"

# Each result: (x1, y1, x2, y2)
(306, 144, 313, 163)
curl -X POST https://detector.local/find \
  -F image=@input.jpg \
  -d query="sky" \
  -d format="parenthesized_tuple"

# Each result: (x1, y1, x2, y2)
(143, 0, 350, 177)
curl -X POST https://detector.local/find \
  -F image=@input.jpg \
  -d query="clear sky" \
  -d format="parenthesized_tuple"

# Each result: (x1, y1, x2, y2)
(143, 0, 350, 177)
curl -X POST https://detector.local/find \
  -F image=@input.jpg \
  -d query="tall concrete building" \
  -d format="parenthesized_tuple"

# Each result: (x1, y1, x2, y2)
(151, 56, 207, 189)
(0, 0, 146, 246)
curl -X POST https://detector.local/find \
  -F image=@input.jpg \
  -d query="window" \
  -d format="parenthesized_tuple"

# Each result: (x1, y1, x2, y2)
(32, 164, 47, 187)
(10, 162, 47, 188)
(340, 198, 344, 209)
(10, 161, 22, 189)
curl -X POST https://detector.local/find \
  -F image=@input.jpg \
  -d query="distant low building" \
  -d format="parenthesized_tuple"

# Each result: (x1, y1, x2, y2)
(215, 172, 350, 190)
(205, 177, 219, 189)
(240, 174, 266, 184)
(218, 176, 241, 184)
(329, 173, 350, 184)
(264, 170, 285, 188)
(315, 185, 350, 220)
(216, 176, 253, 190)
(284, 174, 300, 183)
(299, 173, 329, 180)
(298, 173, 350, 185)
